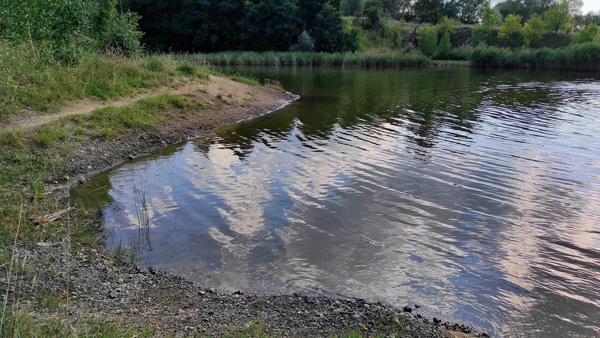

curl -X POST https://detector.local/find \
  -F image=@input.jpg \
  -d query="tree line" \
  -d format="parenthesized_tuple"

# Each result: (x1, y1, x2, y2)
(122, 0, 361, 53)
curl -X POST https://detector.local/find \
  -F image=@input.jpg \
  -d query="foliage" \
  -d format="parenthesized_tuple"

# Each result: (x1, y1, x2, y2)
(0, 0, 90, 63)
(386, 0, 413, 20)
(544, 0, 572, 33)
(471, 8, 502, 45)
(240, 0, 303, 51)
(92, 0, 142, 56)
(495, 0, 553, 22)
(364, 0, 385, 29)
(312, 4, 346, 52)
(342, 0, 364, 16)
(436, 16, 455, 37)
(452, 0, 490, 24)
(436, 32, 452, 59)
(413, 0, 446, 24)
(482, 7, 503, 30)
(499, 14, 524, 48)
(291, 31, 316, 52)
(418, 26, 438, 57)
(298, 0, 332, 30)
(523, 14, 547, 47)
(576, 24, 599, 44)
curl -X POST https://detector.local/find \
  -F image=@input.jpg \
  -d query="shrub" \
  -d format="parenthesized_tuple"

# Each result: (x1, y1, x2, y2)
(449, 45, 474, 60)
(418, 26, 438, 57)
(93, 0, 143, 56)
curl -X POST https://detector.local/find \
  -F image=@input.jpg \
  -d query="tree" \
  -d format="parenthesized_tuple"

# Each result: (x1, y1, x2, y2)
(495, 0, 553, 22)
(436, 31, 451, 59)
(418, 26, 437, 56)
(435, 16, 455, 38)
(413, 0, 446, 23)
(471, 7, 502, 45)
(312, 3, 346, 52)
(522, 13, 546, 47)
(386, 0, 413, 20)
(298, 0, 336, 30)
(341, 0, 364, 16)
(544, 0, 571, 33)
(453, 0, 489, 24)
(576, 24, 599, 43)
(364, 0, 385, 29)
(239, 0, 303, 51)
(290, 30, 315, 51)
(498, 13, 524, 48)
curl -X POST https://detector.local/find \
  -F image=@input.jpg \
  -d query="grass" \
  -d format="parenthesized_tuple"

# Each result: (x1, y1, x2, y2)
(185, 51, 431, 68)
(0, 309, 156, 337)
(0, 42, 210, 122)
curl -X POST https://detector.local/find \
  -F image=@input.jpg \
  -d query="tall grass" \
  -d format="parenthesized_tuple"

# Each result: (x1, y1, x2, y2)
(470, 43, 600, 71)
(184, 51, 431, 68)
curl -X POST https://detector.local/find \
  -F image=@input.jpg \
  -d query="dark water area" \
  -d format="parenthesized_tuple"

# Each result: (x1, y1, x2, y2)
(74, 67, 600, 337)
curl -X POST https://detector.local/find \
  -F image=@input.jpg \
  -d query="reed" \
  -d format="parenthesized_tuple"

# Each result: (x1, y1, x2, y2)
(184, 51, 431, 68)
(469, 43, 600, 71)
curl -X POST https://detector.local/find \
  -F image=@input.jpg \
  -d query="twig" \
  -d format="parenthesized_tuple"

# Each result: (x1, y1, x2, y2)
(31, 207, 75, 225)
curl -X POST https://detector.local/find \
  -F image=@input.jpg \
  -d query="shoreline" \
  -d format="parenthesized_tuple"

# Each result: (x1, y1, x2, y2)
(1, 76, 488, 337)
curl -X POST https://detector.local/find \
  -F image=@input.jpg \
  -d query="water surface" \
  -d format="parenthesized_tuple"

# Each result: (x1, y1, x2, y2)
(75, 67, 600, 337)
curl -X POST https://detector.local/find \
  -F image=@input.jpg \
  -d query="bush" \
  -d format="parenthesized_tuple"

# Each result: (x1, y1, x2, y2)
(418, 26, 437, 57)
(436, 32, 452, 59)
(449, 45, 474, 60)
(470, 44, 516, 68)
(93, 0, 143, 56)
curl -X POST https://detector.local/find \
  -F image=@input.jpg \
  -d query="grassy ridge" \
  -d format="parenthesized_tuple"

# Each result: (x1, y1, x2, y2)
(185, 51, 431, 68)
(469, 43, 600, 70)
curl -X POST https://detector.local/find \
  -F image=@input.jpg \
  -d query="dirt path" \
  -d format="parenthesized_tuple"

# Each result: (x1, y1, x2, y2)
(2, 75, 265, 131)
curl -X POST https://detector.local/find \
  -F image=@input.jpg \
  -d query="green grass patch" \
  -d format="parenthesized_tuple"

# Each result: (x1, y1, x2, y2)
(0, 310, 156, 337)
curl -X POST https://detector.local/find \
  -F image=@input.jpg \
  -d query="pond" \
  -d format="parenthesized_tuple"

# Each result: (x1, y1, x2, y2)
(74, 66, 600, 337)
